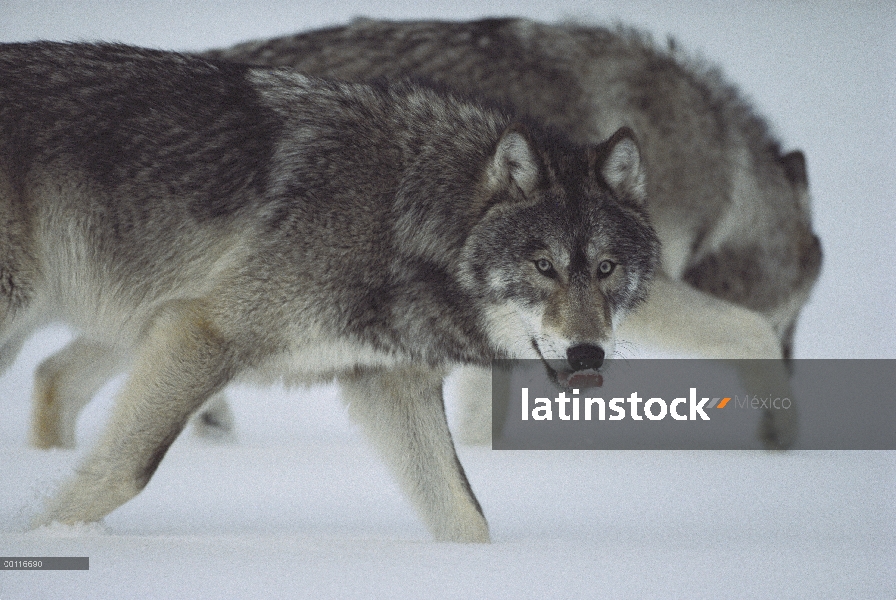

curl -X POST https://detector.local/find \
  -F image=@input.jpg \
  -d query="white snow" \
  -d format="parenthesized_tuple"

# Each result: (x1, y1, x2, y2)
(1, 1, 894, 598)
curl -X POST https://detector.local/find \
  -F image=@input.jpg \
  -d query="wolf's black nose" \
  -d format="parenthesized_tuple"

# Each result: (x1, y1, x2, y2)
(567, 344, 605, 371)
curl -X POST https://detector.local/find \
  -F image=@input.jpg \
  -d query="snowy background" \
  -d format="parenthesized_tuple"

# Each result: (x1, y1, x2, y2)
(1, 1, 894, 598)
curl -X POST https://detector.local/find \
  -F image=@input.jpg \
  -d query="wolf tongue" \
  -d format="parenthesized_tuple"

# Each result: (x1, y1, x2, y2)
(560, 370, 603, 389)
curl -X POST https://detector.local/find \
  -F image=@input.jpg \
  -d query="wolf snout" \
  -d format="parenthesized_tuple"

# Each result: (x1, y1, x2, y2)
(566, 344, 605, 371)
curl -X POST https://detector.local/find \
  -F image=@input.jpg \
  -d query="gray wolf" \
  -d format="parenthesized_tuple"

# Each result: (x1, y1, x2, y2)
(200, 18, 822, 448)
(0, 41, 658, 539)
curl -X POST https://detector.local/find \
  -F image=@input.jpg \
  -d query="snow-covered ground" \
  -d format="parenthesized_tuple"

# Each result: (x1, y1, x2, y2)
(1, 1, 894, 598)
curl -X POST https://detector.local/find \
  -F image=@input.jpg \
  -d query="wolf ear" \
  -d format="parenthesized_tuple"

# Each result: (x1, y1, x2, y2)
(486, 124, 541, 199)
(597, 127, 647, 206)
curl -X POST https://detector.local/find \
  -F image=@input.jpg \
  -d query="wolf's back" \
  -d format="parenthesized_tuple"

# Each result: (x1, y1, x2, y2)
(203, 18, 822, 350)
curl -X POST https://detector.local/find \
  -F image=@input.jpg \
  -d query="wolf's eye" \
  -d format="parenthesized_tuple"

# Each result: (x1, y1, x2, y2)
(534, 258, 556, 277)
(597, 260, 616, 278)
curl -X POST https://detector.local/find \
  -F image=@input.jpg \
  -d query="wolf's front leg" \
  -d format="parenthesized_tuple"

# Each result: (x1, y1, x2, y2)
(33, 301, 235, 527)
(29, 336, 235, 448)
(339, 365, 490, 543)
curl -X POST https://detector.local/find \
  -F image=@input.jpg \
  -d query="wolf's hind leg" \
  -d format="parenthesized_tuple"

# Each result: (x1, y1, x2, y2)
(339, 365, 490, 543)
(618, 274, 797, 448)
(33, 301, 235, 527)
(739, 360, 797, 450)
(30, 338, 126, 449)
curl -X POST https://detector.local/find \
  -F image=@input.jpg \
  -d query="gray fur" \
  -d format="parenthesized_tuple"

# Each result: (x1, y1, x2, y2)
(202, 18, 821, 447)
(0, 42, 658, 537)
(205, 17, 821, 346)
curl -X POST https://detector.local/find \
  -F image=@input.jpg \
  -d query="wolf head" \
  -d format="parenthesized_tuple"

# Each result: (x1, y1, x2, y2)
(461, 126, 660, 385)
